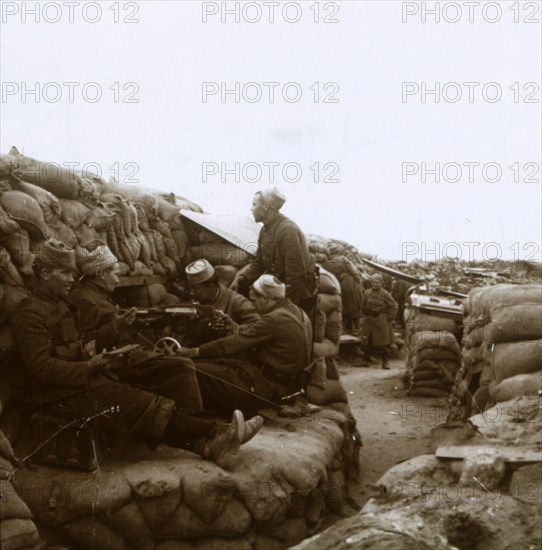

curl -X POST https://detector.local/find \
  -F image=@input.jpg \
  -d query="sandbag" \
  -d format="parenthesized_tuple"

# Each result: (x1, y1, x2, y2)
(0, 228, 31, 267)
(324, 309, 342, 345)
(135, 232, 152, 267)
(132, 193, 159, 220)
(317, 265, 341, 295)
(317, 293, 342, 316)
(215, 265, 238, 287)
(47, 219, 78, 246)
(59, 199, 91, 229)
(14, 178, 61, 224)
(0, 248, 24, 287)
(0, 205, 19, 237)
(86, 204, 116, 232)
(153, 230, 167, 265)
(0, 480, 33, 520)
(412, 330, 460, 354)
(313, 309, 326, 343)
(189, 243, 250, 268)
(477, 284, 542, 315)
(1, 285, 28, 320)
(490, 371, 542, 403)
(407, 314, 457, 335)
(74, 223, 105, 249)
(171, 226, 188, 258)
(493, 340, 542, 383)
(0, 153, 17, 175)
(0, 190, 48, 240)
(10, 147, 83, 199)
(486, 303, 542, 344)
(0, 518, 40, 550)
(307, 379, 347, 405)
(313, 339, 339, 358)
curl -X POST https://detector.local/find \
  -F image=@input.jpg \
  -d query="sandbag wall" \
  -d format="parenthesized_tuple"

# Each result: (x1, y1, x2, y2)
(0, 148, 204, 342)
(403, 312, 462, 397)
(460, 284, 542, 409)
(0, 404, 44, 550)
(307, 266, 348, 406)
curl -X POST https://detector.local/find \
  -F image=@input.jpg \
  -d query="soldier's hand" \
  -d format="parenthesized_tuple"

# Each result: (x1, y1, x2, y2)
(116, 306, 138, 331)
(212, 311, 238, 333)
(88, 352, 116, 374)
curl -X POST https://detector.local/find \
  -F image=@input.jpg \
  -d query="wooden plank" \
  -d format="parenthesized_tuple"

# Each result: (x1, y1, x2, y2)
(361, 258, 423, 284)
(339, 334, 362, 345)
(436, 445, 542, 463)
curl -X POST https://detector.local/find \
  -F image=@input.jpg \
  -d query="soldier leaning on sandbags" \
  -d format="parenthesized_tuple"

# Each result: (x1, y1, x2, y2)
(178, 275, 313, 417)
(12, 239, 262, 469)
(361, 273, 398, 369)
(230, 188, 317, 319)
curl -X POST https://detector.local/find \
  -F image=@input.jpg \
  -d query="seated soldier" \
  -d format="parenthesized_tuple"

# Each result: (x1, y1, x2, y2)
(186, 259, 260, 326)
(69, 245, 203, 412)
(183, 259, 260, 345)
(12, 239, 262, 468)
(177, 274, 313, 417)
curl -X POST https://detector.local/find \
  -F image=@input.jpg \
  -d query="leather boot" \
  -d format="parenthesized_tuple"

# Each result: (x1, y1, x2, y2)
(241, 415, 264, 443)
(381, 351, 389, 369)
(202, 409, 244, 469)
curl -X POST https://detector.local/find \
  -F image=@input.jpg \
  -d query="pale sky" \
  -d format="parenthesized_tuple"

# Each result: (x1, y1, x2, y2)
(1, 0, 541, 262)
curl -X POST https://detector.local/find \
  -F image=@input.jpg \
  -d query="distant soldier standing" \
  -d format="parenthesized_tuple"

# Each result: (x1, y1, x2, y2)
(361, 274, 398, 369)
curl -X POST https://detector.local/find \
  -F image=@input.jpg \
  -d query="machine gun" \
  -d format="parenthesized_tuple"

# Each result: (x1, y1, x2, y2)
(128, 302, 231, 351)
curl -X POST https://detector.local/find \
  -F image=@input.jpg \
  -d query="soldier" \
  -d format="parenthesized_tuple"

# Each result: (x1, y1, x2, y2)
(178, 275, 313, 417)
(361, 273, 398, 369)
(185, 258, 260, 336)
(69, 245, 201, 411)
(230, 188, 316, 318)
(13, 239, 262, 468)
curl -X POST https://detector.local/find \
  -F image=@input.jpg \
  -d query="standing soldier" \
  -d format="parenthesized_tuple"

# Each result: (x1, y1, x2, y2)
(231, 188, 316, 318)
(361, 273, 398, 369)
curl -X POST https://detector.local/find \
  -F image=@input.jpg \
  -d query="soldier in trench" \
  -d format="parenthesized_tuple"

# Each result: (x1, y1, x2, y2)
(12, 239, 262, 468)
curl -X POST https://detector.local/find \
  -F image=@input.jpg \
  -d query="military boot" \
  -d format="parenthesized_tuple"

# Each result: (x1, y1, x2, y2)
(240, 415, 264, 443)
(381, 350, 390, 370)
(202, 409, 244, 469)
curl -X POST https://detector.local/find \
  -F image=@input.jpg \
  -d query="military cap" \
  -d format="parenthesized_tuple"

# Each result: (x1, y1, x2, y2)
(36, 239, 77, 272)
(253, 274, 285, 299)
(256, 187, 286, 211)
(77, 245, 118, 275)
(185, 259, 216, 285)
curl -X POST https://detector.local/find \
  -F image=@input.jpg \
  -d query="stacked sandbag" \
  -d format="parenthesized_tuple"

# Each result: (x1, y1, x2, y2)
(459, 284, 542, 408)
(0, 404, 44, 550)
(308, 265, 348, 406)
(12, 409, 350, 550)
(404, 317, 461, 396)
(0, 148, 203, 282)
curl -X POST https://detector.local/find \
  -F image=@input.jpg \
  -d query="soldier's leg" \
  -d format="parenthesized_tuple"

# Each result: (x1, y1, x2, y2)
(195, 360, 278, 417)
(45, 383, 212, 451)
(381, 347, 389, 369)
(118, 357, 203, 412)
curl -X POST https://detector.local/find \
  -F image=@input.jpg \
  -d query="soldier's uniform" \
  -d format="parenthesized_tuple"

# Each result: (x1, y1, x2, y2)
(69, 278, 202, 411)
(12, 242, 223, 453)
(210, 284, 260, 326)
(242, 213, 316, 308)
(361, 284, 398, 367)
(195, 297, 313, 416)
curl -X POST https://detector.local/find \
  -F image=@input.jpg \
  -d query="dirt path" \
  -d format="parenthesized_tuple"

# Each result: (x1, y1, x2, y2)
(338, 355, 450, 508)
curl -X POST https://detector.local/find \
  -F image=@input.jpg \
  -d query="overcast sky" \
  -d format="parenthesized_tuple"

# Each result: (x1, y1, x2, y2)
(1, 0, 541, 262)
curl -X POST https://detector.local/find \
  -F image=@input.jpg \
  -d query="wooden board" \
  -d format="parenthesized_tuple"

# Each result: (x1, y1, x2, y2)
(339, 334, 362, 346)
(436, 445, 542, 463)
(361, 258, 423, 284)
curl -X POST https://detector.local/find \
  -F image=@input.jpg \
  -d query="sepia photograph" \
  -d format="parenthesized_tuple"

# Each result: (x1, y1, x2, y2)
(1, 1, 541, 548)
